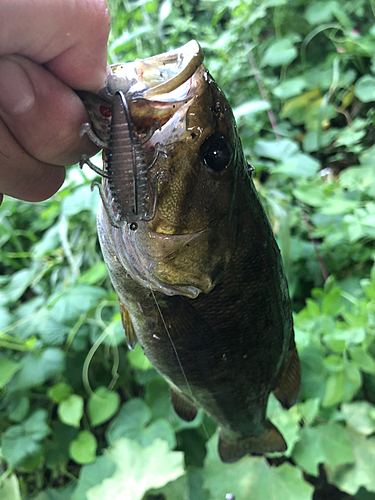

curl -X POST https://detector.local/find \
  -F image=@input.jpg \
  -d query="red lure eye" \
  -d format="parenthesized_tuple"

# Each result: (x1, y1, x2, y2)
(99, 105, 112, 118)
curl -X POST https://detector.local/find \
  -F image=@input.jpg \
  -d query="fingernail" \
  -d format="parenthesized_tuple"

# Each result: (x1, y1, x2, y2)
(0, 57, 35, 115)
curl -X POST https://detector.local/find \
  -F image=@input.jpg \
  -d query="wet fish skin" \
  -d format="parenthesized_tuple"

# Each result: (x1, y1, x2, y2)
(92, 43, 301, 463)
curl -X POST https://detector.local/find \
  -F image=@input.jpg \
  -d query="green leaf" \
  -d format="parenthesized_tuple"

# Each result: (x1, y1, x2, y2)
(45, 422, 78, 470)
(272, 77, 307, 99)
(49, 285, 106, 323)
(1, 409, 51, 466)
(7, 396, 29, 422)
(322, 287, 343, 315)
(0, 474, 21, 500)
(77, 263, 108, 285)
(61, 185, 98, 217)
(323, 371, 345, 406)
(349, 347, 375, 374)
(254, 138, 299, 161)
(327, 429, 375, 495)
(9, 348, 65, 391)
(32, 225, 60, 258)
(203, 433, 313, 500)
(85, 438, 185, 500)
(262, 38, 298, 67)
(305, 1, 338, 24)
(267, 396, 301, 455)
(292, 423, 354, 476)
(298, 398, 320, 425)
(70, 431, 97, 464)
(0, 306, 13, 329)
(58, 395, 84, 428)
(355, 75, 375, 103)
(138, 419, 176, 450)
(341, 402, 375, 435)
(275, 153, 320, 178)
(0, 359, 21, 388)
(37, 483, 77, 500)
(148, 476, 190, 500)
(48, 383, 72, 403)
(293, 183, 326, 207)
(88, 387, 120, 427)
(106, 398, 152, 445)
(127, 344, 153, 371)
(0, 268, 37, 306)
(233, 100, 270, 119)
(73, 456, 117, 500)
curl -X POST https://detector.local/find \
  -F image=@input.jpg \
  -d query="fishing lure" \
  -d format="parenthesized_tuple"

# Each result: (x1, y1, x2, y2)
(80, 75, 163, 230)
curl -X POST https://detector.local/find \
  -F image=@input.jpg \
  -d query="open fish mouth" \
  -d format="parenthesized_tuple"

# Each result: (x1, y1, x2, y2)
(110, 40, 204, 100)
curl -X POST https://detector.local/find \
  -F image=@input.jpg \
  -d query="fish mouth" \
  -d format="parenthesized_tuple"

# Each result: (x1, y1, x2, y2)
(111, 40, 204, 100)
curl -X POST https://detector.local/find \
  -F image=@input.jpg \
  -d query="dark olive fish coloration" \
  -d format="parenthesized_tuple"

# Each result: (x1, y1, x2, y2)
(81, 41, 301, 463)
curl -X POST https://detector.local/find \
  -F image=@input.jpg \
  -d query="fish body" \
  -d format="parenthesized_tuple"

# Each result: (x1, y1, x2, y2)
(83, 41, 301, 463)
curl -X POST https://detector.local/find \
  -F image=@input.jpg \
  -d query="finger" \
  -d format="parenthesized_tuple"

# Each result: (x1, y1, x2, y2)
(0, 120, 66, 203)
(0, 0, 110, 91)
(0, 55, 99, 166)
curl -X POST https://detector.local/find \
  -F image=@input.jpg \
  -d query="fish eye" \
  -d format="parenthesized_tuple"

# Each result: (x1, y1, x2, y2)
(200, 134, 231, 172)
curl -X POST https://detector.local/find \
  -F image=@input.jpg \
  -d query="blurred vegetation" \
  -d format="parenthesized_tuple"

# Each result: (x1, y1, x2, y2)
(1, 0, 375, 498)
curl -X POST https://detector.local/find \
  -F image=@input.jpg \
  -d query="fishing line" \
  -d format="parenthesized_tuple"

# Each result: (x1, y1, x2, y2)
(149, 286, 192, 395)
(149, 286, 210, 440)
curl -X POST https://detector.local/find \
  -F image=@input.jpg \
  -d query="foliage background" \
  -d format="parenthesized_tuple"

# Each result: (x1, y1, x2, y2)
(1, 0, 375, 498)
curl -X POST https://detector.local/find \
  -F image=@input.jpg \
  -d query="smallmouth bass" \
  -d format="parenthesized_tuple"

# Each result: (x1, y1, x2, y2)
(80, 40, 301, 463)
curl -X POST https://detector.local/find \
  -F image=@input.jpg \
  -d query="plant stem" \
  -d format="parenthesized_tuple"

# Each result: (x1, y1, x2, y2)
(245, 46, 281, 139)
(301, 209, 329, 282)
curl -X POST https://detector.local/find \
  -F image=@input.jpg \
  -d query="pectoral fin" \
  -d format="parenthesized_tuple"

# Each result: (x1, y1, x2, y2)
(170, 386, 198, 422)
(119, 301, 138, 350)
(272, 344, 301, 409)
(218, 422, 287, 463)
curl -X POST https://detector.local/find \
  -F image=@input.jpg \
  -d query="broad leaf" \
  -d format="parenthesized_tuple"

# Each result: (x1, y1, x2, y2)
(72, 456, 117, 500)
(8, 348, 65, 392)
(58, 395, 84, 428)
(327, 429, 375, 495)
(88, 387, 120, 427)
(0, 474, 21, 500)
(0, 358, 21, 388)
(1, 409, 51, 466)
(292, 423, 354, 476)
(341, 402, 375, 435)
(106, 398, 152, 445)
(70, 431, 97, 464)
(86, 438, 185, 500)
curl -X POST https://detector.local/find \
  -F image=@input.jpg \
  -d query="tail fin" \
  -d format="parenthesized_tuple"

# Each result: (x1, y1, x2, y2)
(218, 422, 287, 463)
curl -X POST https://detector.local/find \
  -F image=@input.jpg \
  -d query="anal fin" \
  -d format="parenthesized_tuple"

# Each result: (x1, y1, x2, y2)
(218, 421, 287, 463)
(119, 300, 138, 350)
(170, 386, 198, 422)
(272, 344, 301, 409)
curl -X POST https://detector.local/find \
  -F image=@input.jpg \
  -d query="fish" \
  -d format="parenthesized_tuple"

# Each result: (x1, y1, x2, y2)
(79, 40, 301, 463)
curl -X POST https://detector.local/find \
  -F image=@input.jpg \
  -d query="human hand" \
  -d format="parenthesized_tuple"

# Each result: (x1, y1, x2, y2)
(0, 0, 111, 206)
